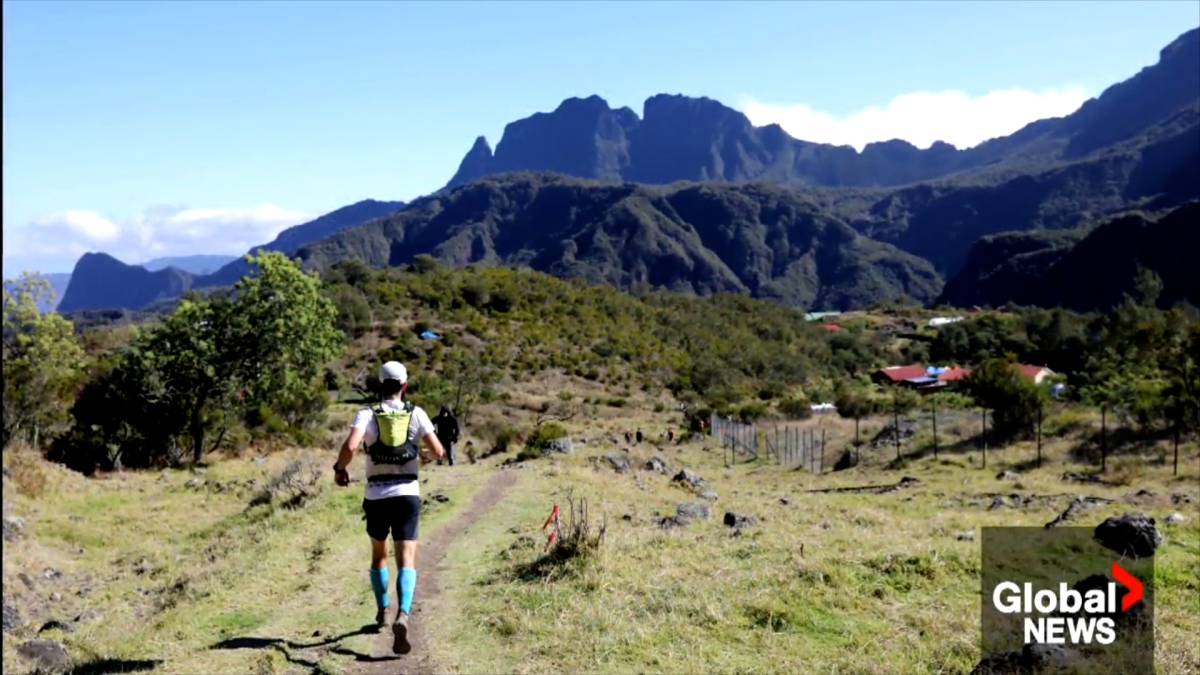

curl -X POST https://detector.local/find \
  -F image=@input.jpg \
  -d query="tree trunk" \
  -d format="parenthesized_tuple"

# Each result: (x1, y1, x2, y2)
(1173, 421, 1179, 477)
(191, 407, 206, 466)
(1100, 405, 1107, 473)
(981, 409, 988, 470)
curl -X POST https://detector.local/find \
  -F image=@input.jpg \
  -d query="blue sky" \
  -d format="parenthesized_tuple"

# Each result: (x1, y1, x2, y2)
(3, 0, 1197, 273)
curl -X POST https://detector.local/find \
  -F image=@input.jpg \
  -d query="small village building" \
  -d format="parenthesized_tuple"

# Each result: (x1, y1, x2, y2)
(1017, 364, 1056, 384)
(927, 316, 964, 328)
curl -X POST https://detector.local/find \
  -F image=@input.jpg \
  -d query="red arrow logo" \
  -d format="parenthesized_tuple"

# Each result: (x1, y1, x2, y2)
(1112, 562, 1144, 612)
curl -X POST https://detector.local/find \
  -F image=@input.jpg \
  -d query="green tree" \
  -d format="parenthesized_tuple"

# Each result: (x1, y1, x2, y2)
(2, 274, 87, 448)
(835, 385, 876, 449)
(58, 253, 344, 470)
(965, 358, 1045, 443)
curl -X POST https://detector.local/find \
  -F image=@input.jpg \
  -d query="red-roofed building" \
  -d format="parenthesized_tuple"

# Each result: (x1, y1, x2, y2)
(871, 364, 928, 385)
(820, 323, 842, 333)
(939, 366, 972, 383)
(1017, 364, 1056, 384)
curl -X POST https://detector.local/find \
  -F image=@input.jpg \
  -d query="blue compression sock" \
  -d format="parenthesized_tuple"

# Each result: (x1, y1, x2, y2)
(370, 567, 390, 609)
(399, 567, 417, 614)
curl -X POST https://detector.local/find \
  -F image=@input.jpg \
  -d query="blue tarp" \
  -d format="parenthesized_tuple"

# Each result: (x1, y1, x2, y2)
(926, 366, 948, 376)
(419, 330, 441, 341)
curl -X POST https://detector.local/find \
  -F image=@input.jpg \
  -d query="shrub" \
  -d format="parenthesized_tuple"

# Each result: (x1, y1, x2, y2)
(6, 450, 47, 498)
(778, 396, 813, 420)
(525, 423, 568, 454)
(249, 459, 323, 509)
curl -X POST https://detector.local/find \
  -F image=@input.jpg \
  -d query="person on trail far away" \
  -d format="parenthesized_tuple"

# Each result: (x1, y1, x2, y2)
(432, 406, 460, 466)
(332, 360, 444, 655)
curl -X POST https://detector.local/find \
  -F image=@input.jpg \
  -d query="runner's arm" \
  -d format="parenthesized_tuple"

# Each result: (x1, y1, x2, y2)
(333, 426, 364, 484)
(419, 431, 445, 463)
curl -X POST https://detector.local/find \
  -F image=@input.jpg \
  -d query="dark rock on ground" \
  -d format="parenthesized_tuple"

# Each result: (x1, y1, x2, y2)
(3, 603, 23, 633)
(987, 496, 1008, 511)
(723, 512, 758, 529)
(871, 422, 916, 449)
(3, 516, 26, 542)
(660, 502, 710, 529)
(604, 453, 631, 474)
(643, 456, 669, 474)
(677, 503, 710, 521)
(672, 468, 706, 490)
(955, 530, 976, 542)
(779, 497, 791, 506)
(1094, 513, 1162, 558)
(971, 643, 1080, 674)
(37, 620, 74, 634)
(18, 573, 35, 589)
(1044, 496, 1111, 528)
(1062, 471, 1107, 484)
(17, 639, 71, 673)
(1165, 512, 1186, 525)
(42, 568, 62, 582)
(545, 438, 574, 454)
(1171, 493, 1194, 505)
(73, 611, 101, 624)
(996, 470, 1020, 481)
(832, 450, 858, 472)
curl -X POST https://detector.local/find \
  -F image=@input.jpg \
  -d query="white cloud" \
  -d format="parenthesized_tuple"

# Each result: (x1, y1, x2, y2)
(739, 86, 1091, 151)
(6, 204, 314, 273)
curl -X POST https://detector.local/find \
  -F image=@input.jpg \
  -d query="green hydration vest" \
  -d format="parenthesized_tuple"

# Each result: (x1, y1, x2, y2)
(366, 402, 420, 485)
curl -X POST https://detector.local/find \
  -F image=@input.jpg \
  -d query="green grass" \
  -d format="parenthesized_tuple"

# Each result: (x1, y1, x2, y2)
(4, 398, 1198, 674)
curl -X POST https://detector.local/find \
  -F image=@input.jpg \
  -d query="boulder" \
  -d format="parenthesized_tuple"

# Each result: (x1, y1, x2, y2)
(545, 438, 574, 454)
(672, 468, 706, 490)
(3, 516, 26, 542)
(700, 489, 719, 502)
(1094, 513, 1162, 558)
(723, 512, 758, 529)
(37, 620, 74, 634)
(643, 456, 669, 474)
(832, 450, 858, 472)
(995, 470, 1020, 481)
(3, 603, 23, 633)
(676, 503, 710, 521)
(1165, 512, 1186, 525)
(955, 530, 976, 542)
(604, 453, 631, 474)
(17, 640, 71, 674)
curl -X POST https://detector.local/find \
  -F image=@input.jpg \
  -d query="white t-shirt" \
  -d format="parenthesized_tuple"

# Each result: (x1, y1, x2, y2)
(352, 399, 435, 500)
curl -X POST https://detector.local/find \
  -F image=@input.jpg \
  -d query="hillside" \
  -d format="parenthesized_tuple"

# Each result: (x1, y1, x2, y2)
(299, 173, 943, 310)
(141, 254, 236, 275)
(57, 253, 194, 313)
(196, 199, 406, 288)
(940, 201, 1200, 310)
(448, 29, 1198, 190)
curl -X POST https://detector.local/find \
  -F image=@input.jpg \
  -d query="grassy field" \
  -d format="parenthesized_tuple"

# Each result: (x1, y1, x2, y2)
(3, 392, 1199, 674)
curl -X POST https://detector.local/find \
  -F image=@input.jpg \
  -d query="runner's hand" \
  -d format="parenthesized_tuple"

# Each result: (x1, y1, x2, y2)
(333, 467, 350, 486)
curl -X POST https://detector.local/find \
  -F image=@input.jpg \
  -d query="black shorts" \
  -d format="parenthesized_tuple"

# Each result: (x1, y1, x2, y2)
(363, 495, 421, 542)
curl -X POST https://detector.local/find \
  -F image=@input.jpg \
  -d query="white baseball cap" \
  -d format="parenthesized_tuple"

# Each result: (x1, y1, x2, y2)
(379, 361, 408, 383)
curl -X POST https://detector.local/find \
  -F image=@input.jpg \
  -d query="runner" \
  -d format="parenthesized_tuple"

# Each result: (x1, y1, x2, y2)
(332, 360, 444, 655)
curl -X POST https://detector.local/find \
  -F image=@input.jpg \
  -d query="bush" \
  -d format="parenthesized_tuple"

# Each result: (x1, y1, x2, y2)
(525, 423, 568, 454)
(778, 396, 812, 420)
(5, 450, 47, 498)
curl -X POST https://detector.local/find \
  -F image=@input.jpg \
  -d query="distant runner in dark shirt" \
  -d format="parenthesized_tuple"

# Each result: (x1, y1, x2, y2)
(432, 406, 460, 466)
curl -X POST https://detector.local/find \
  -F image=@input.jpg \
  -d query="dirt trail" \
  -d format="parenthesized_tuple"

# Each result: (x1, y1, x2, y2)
(357, 467, 514, 675)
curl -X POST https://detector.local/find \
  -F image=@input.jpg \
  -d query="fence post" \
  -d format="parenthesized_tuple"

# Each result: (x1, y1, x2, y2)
(1036, 403, 1042, 469)
(894, 406, 901, 461)
(820, 428, 826, 473)
(1174, 421, 1180, 477)
(981, 409, 988, 470)
(931, 403, 939, 461)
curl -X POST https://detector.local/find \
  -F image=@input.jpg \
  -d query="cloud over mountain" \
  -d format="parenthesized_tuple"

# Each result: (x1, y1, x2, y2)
(5, 204, 313, 271)
(740, 86, 1091, 151)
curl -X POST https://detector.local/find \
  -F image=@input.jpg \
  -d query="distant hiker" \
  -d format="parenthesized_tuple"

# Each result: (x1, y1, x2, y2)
(332, 360, 444, 655)
(624, 430, 632, 444)
(667, 430, 675, 443)
(433, 406, 460, 466)
(636, 429, 643, 444)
